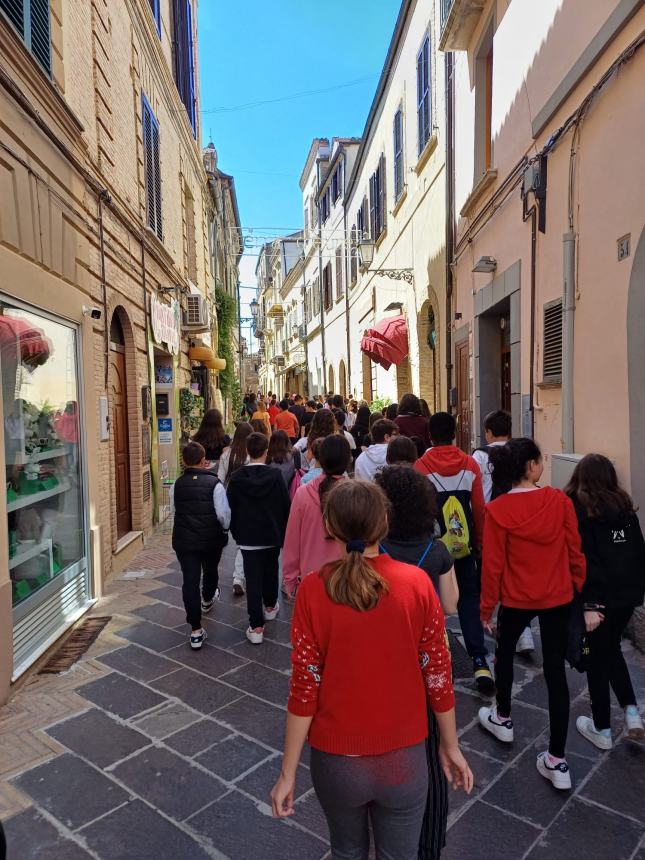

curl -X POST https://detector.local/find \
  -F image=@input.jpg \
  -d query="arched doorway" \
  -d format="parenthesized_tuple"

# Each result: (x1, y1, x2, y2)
(417, 300, 439, 412)
(110, 312, 132, 537)
(339, 360, 347, 398)
(328, 364, 335, 394)
(628, 228, 645, 521)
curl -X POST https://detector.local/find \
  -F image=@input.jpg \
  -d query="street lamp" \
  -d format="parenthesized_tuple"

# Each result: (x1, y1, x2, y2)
(357, 236, 414, 284)
(250, 298, 259, 319)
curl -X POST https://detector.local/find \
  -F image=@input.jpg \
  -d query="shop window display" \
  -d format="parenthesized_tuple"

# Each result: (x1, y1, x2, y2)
(1, 302, 85, 607)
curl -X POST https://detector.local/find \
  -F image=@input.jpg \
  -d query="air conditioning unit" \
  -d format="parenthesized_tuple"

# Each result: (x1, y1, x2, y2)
(183, 295, 210, 332)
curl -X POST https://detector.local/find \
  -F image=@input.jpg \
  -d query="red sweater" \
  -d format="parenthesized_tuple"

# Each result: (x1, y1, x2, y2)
(481, 487, 586, 620)
(288, 555, 455, 756)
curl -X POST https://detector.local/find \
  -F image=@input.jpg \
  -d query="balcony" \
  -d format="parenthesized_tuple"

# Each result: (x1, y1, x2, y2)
(266, 289, 284, 318)
(439, 0, 487, 51)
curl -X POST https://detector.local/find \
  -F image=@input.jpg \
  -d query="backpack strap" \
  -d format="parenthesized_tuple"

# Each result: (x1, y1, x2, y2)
(378, 543, 389, 556)
(417, 539, 434, 568)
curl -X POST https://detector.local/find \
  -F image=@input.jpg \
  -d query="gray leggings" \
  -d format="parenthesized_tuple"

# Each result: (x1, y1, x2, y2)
(310, 742, 428, 860)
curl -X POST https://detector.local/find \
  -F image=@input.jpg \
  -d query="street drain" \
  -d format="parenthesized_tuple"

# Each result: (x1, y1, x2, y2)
(39, 617, 112, 674)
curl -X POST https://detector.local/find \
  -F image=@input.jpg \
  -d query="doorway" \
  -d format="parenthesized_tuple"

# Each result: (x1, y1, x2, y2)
(339, 360, 347, 398)
(328, 365, 335, 395)
(500, 313, 511, 413)
(455, 339, 471, 452)
(110, 314, 132, 537)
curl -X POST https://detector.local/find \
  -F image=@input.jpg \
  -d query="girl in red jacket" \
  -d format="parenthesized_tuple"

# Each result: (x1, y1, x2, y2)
(480, 439, 586, 790)
(271, 480, 473, 859)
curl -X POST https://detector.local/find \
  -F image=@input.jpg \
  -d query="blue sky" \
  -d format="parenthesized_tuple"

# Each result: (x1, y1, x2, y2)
(197, 0, 401, 320)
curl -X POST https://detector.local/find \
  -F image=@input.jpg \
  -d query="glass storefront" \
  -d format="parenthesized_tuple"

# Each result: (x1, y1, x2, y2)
(1, 300, 86, 610)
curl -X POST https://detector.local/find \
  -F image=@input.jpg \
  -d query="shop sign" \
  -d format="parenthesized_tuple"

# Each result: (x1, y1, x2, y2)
(151, 294, 180, 355)
(158, 417, 173, 445)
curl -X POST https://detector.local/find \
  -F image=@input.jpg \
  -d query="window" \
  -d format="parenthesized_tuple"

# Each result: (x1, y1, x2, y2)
(142, 95, 163, 241)
(474, 18, 494, 179)
(417, 33, 431, 155)
(304, 200, 309, 236)
(313, 275, 320, 316)
(149, 0, 161, 35)
(331, 163, 343, 204)
(320, 187, 331, 224)
(369, 155, 386, 241)
(305, 288, 311, 323)
(335, 247, 343, 301)
(1, 0, 51, 74)
(393, 107, 404, 200)
(173, 0, 196, 134)
(350, 224, 358, 284)
(543, 299, 563, 383)
(184, 185, 197, 282)
(323, 263, 332, 311)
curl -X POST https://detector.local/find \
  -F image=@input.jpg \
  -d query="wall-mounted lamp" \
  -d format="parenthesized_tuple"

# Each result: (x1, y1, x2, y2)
(384, 301, 404, 312)
(472, 256, 497, 273)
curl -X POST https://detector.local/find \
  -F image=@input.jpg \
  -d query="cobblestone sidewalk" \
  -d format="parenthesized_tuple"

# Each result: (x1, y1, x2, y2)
(0, 533, 644, 859)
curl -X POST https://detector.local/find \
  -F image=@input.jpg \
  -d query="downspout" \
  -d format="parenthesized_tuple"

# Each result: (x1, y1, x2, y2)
(99, 190, 110, 388)
(301, 257, 310, 397)
(316, 160, 327, 386)
(562, 232, 576, 452)
(522, 196, 537, 438)
(444, 52, 455, 411)
(343, 155, 352, 395)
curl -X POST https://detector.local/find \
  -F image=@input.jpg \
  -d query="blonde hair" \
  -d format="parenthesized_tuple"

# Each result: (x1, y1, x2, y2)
(322, 480, 390, 611)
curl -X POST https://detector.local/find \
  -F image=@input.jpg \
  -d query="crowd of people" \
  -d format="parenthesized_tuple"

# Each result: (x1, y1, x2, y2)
(171, 391, 645, 859)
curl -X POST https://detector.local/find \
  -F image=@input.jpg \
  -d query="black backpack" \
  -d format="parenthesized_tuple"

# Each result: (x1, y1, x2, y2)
(474, 445, 511, 500)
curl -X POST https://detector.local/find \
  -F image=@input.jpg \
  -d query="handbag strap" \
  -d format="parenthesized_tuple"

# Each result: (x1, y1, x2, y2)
(417, 539, 434, 568)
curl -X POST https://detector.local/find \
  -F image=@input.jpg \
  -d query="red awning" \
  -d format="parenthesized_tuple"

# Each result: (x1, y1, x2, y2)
(0, 316, 52, 367)
(360, 315, 408, 370)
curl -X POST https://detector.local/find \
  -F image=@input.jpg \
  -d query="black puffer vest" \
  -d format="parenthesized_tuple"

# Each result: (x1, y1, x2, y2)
(172, 468, 228, 553)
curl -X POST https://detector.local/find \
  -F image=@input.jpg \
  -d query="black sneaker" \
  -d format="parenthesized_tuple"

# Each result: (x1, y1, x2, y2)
(201, 588, 220, 613)
(190, 628, 207, 650)
(473, 656, 495, 695)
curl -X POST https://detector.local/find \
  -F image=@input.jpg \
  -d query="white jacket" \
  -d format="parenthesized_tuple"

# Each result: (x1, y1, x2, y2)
(354, 444, 388, 481)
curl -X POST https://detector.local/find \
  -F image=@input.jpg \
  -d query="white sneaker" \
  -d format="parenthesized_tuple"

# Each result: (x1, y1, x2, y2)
(576, 716, 613, 750)
(264, 602, 280, 621)
(516, 627, 535, 654)
(624, 705, 645, 739)
(245, 626, 264, 645)
(536, 751, 572, 790)
(478, 705, 514, 743)
(190, 628, 207, 650)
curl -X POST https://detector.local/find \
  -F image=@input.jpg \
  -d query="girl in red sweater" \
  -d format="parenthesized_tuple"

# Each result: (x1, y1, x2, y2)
(271, 480, 472, 859)
(480, 439, 586, 790)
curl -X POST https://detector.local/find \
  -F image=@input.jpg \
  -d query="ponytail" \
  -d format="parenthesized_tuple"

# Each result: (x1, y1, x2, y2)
(317, 434, 351, 508)
(324, 552, 389, 612)
(489, 437, 541, 487)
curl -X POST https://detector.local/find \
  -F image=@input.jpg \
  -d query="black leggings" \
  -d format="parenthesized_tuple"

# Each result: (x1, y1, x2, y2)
(587, 606, 637, 730)
(495, 603, 571, 758)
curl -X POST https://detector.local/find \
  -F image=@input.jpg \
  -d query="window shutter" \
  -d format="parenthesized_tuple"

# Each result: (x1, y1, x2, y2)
(335, 247, 343, 300)
(142, 97, 163, 241)
(1, 0, 51, 73)
(149, 0, 161, 34)
(543, 300, 563, 382)
(369, 174, 376, 239)
(0, 0, 24, 34)
(173, 0, 195, 134)
(379, 153, 386, 235)
(350, 223, 358, 283)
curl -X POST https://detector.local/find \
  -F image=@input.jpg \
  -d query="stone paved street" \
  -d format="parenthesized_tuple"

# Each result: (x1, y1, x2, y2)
(1, 533, 644, 859)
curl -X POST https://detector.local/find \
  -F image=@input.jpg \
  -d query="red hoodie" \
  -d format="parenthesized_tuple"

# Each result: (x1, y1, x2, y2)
(414, 445, 485, 549)
(481, 487, 586, 620)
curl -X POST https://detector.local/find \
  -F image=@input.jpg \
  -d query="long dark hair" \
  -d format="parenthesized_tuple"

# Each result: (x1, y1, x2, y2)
(193, 408, 226, 452)
(376, 465, 438, 540)
(352, 406, 371, 437)
(225, 422, 252, 484)
(419, 398, 431, 419)
(307, 409, 337, 451)
(565, 453, 635, 518)
(397, 393, 421, 415)
(266, 429, 292, 465)
(489, 438, 541, 487)
(385, 403, 398, 421)
(318, 435, 351, 509)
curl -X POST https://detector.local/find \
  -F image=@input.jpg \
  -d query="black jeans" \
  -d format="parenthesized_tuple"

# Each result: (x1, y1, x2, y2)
(456, 556, 487, 659)
(587, 606, 637, 730)
(241, 547, 280, 629)
(176, 547, 224, 630)
(496, 603, 572, 758)
(310, 743, 428, 860)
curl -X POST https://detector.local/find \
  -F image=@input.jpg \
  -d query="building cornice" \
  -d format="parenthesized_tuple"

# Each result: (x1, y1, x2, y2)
(299, 137, 330, 189)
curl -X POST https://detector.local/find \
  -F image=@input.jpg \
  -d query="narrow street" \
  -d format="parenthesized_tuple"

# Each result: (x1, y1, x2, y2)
(1, 533, 643, 860)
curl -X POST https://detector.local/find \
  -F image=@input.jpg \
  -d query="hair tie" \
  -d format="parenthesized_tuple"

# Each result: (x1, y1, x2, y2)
(346, 539, 366, 554)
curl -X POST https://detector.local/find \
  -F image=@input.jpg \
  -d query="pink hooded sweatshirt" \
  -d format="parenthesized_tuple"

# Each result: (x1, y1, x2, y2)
(282, 474, 344, 596)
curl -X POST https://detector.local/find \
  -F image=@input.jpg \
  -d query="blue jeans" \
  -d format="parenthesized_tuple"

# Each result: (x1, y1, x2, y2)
(455, 555, 487, 659)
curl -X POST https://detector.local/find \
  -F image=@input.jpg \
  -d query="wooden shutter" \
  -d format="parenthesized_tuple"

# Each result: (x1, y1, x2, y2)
(173, 0, 195, 133)
(149, 0, 161, 34)
(335, 247, 343, 300)
(394, 109, 403, 200)
(369, 173, 376, 240)
(417, 35, 430, 154)
(1, 0, 51, 73)
(350, 224, 358, 283)
(142, 97, 163, 241)
(0, 0, 24, 34)
(543, 299, 563, 382)
(378, 154, 386, 236)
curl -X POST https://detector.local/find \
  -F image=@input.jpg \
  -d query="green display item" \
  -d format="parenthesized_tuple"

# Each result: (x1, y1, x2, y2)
(7, 487, 17, 503)
(52, 560, 61, 575)
(53, 543, 63, 567)
(9, 531, 17, 558)
(39, 476, 58, 491)
(34, 572, 50, 588)
(12, 580, 31, 603)
(18, 475, 41, 495)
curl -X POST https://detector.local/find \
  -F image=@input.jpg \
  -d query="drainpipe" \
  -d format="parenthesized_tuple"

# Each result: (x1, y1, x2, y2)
(444, 52, 455, 411)
(343, 159, 352, 395)
(562, 232, 576, 452)
(522, 196, 537, 438)
(316, 160, 327, 387)
(98, 190, 110, 388)
(301, 257, 310, 397)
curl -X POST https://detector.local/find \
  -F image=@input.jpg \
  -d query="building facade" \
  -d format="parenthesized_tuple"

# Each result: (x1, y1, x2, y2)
(442, 0, 645, 487)
(0, 0, 237, 699)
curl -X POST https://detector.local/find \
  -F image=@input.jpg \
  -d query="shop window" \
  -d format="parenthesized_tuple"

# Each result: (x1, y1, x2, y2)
(2, 300, 86, 608)
(142, 95, 163, 241)
(0, 0, 51, 75)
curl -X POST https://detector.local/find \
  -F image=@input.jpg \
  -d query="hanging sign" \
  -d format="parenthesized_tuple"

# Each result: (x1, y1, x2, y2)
(151, 294, 180, 355)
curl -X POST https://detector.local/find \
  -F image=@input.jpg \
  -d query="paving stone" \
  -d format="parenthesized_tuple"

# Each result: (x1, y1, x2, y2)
(201, 618, 249, 647)
(117, 621, 186, 652)
(97, 644, 177, 682)
(447, 748, 504, 818)
(263, 619, 293, 645)
(483, 742, 594, 827)
(237, 756, 311, 804)
(132, 602, 187, 629)
(515, 668, 588, 709)
(81, 799, 213, 859)
(293, 790, 330, 840)
(215, 695, 288, 750)
(131, 701, 200, 739)
(460, 701, 549, 762)
(196, 733, 273, 782)
(150, 666, 243, 714)
(164, 718, 234, 757)
(454, 689, 483, 732)
(112, 746, 226, 820)
(222, 661, 291, 706)
(527, 798, 643, 859)
(203, 600, 249, 628)
(443, 799, 539, 858)
(46, 709, 149, 769)
(543, 696, 613, 761)
(77, 672, 167, 719)
(144, 584, 184, 607)
(580, 738, 645, 823)
(12, 754, 128, 831)
(163, 640, 248, 679)
(188, 789, 329, 859)
(155, 570, 183, 587)
(3, 807, 93, 859)
(230, 638, 293, 674)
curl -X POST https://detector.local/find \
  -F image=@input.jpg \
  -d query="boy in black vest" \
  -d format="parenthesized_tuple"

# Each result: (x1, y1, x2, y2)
(171, 441, 230, 649)
(227, 432, 290, 645)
